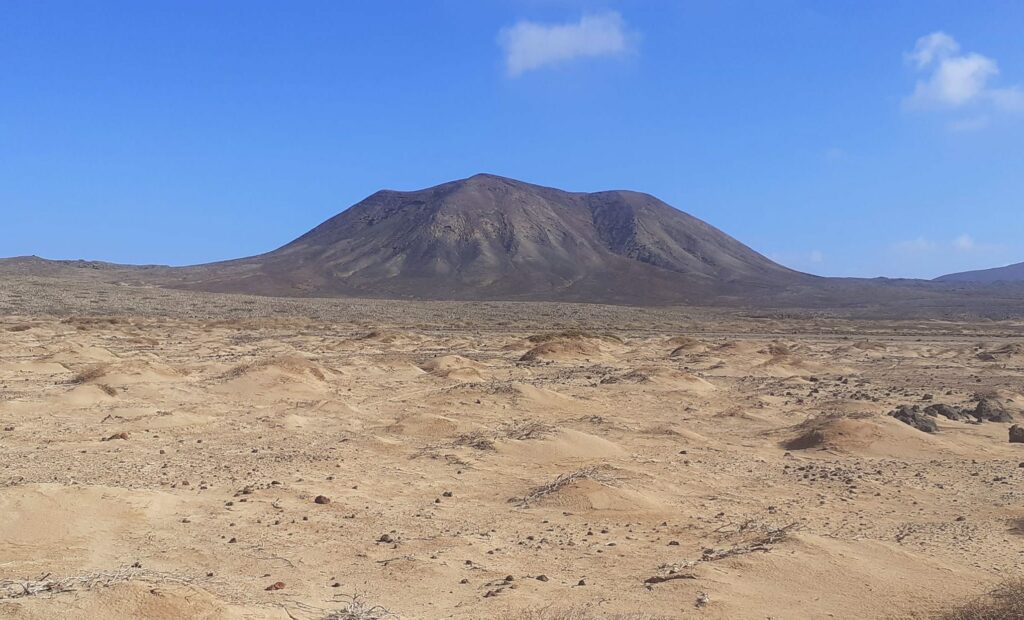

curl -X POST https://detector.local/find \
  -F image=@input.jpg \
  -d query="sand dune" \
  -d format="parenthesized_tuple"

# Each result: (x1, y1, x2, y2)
(1, 298, 1022, 619)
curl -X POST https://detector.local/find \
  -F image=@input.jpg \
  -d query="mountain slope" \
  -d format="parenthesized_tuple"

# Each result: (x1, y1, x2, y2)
(935, 262, 1024, 283)
(171, 174, 812, 303)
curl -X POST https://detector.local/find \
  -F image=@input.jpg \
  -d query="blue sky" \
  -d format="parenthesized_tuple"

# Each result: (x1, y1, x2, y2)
(2, 1, 1023, 278)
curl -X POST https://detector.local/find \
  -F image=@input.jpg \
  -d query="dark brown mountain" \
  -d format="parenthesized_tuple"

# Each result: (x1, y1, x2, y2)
(168, 174, 814, 303)
(935, 261, 1024, 283)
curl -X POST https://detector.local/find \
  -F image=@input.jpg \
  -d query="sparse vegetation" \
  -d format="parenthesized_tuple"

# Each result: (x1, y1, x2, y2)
(323, 596, 398, 620)
(933, 579, 1024, 620)
(67, 364, 109, 385)
(514, 466, 614, 507)
(497, 605, 665, 620)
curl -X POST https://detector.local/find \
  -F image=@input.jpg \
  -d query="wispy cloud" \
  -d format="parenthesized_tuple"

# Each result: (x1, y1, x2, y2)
(893, 234, 1000, 256)
(893, 237, 938, 254)
(953, 234, 976, 252)
(904, 32, 1023, 128)
(889, 233, 1016, 278)
(498, 12, 633, 77)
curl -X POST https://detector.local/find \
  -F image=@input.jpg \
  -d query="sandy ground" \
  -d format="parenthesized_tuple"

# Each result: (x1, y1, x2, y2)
(1, 277, 1023, 619)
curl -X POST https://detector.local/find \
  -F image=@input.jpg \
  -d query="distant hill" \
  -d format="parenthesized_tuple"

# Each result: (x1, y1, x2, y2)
(7, 174, 1024, 316)
(169, 174, 815, 304)
(936, 262, 1024, 283)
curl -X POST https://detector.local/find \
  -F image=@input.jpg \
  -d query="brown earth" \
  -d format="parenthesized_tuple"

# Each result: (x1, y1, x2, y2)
(1, 275, 1023, 619)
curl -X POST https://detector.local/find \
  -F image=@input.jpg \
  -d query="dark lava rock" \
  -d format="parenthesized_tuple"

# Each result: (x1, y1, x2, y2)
(923, 403, 971, 421)
(1010, 425, 1024, 444)
(889, 405, 939, 433)
(973, 398, 1013, 423)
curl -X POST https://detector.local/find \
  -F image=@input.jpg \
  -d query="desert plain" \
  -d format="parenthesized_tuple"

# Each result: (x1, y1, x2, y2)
(1, 274, 1023, 620)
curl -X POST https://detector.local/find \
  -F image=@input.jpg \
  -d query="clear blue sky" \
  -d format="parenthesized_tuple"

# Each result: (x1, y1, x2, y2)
(2, 1, 1023, 278)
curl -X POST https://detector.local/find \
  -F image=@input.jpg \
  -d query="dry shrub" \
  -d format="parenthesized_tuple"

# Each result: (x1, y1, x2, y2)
(513, 466, 614, 507)
(68, 364, 109, 384)
(496, 418, 554, 440)
(935, 579, 1024, 620)
(452, 431, 496, 451)
(498, 605, 664, 620)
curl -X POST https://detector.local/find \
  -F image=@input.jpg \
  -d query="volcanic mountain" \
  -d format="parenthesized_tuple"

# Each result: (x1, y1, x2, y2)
(935, 261, 1024, 283)
(169, 174, 813, 303)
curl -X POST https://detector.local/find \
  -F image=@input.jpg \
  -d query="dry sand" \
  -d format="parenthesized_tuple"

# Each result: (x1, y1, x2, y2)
(1, 276, 1023, 619)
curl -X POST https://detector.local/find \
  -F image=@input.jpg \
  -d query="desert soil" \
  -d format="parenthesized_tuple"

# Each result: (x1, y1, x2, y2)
(1, 275, 1022, 619)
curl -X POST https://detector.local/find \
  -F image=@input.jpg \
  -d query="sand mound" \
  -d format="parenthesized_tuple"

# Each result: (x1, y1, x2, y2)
(667, 335, 704, 349)
(527, 477, 662, 513)
(0, 484, 180, 568)
(419, 355, 488, 381)
(387, 413, 467, 439)
(978, 342, 1024, 361)
(42, 343, 119, 365)
(0, 360, 69, 375)
(215, 355, 336, 398)
(756, 352, 832, 378)
(68, 361, 182, 388)
(350, 329, 419, 345)
(59, 383, 120, 406)
(222, 355, 332, 383)
(419, 354, 483, 373)
(497, 429, 625, 462)
(520, 338, 607, 362)
(601, 367, 715, 392)
(780, 414, 953, 457)
(0, 581, 244, 620)
(511, 382, 579, 409)
(667, 338, 708, 358)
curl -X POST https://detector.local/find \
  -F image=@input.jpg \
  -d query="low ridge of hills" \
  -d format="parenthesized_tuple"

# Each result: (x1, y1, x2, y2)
(936, 261, 1024, 284)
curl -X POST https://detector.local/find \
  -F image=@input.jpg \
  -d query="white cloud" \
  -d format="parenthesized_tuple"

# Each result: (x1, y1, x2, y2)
(498, 12, 632, 77)
(953, 234, 976, 252)
(894, 234, 999, 256)
(905, 32, 1023, 119)
(908, 32, 960, 69)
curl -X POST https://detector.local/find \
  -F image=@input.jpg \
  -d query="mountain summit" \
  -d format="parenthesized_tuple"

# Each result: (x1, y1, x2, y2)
(174, 174, 812, 303)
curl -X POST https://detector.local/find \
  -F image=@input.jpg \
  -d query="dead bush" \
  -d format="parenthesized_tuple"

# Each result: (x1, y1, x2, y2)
(67, 364, 109, 384)
(934, 579, 1024, 620)
(497, 605, 664, 620)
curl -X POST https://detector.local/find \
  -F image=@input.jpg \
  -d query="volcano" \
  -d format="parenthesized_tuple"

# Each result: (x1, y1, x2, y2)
(172, 174, 812, 304)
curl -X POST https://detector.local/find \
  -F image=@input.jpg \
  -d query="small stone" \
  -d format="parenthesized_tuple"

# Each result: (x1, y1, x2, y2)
(265, 581, 285, 591)
(536, 574, 549, 582)
(314, 495, 331, 504)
